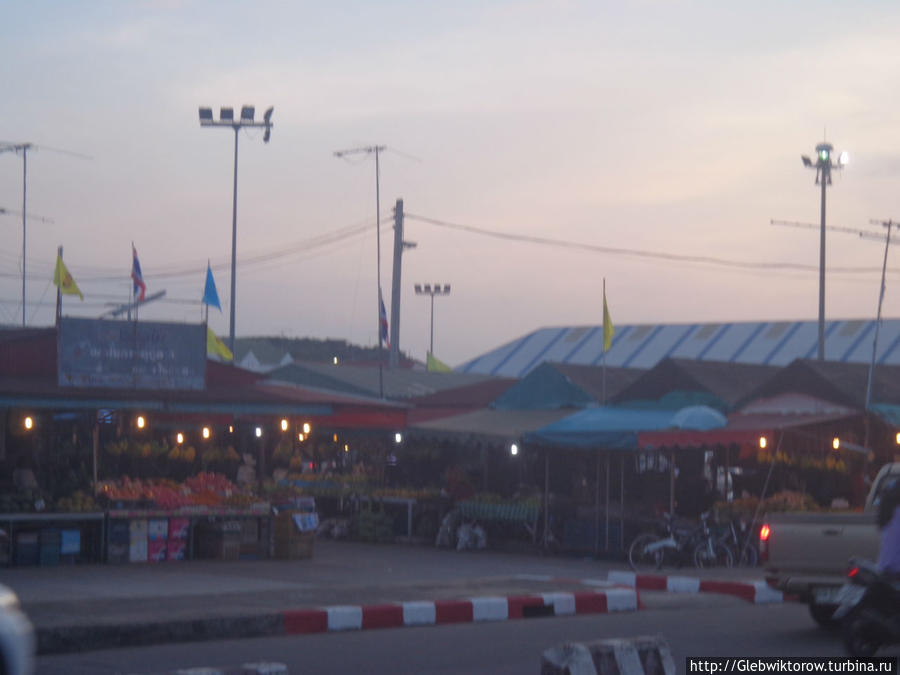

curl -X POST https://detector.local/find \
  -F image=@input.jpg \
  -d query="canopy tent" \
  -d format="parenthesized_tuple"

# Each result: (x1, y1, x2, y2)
(638, 394, 859, 450)
(522, 404, 727, 555)
(525, 404, 727, 449)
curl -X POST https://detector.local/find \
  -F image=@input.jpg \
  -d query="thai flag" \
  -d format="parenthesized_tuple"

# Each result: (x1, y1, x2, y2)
(131, 245, 146, 302)
(379, 287, 390, 348)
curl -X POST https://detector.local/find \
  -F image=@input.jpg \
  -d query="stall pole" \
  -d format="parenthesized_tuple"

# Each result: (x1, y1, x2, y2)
(605, 454, 610, 551)
(594, 453, 601, 555)
(619, 455, 625, 551)
(92, 422, 99, 489)
(543, 451, 549, 550)
(669, 448, 675, 517)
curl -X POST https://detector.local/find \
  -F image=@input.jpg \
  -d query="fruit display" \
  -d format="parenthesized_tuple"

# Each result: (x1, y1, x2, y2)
(55, 490, 99, 513)
(98, 472, 259, 511)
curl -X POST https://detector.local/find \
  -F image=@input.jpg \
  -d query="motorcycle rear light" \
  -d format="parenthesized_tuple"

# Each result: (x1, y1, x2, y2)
(848, 566, 859, 578)
(759, 524, 771, 541)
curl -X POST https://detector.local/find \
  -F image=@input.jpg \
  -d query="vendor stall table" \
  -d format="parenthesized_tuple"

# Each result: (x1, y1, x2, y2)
(1, 512, 105, 566)
(106, 508, 271, 563)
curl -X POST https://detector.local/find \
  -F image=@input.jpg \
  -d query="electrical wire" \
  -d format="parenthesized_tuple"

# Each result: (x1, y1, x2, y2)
(405, 213, 898, 276)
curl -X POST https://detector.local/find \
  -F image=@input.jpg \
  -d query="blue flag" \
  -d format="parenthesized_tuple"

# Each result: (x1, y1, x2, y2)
(203, 263, 222, 311)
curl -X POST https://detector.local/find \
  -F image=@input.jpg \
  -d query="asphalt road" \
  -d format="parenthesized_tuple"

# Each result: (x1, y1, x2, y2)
(36, 598, 900, 675)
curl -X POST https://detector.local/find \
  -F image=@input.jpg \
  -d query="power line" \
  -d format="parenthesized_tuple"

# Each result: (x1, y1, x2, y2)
(405, 213, 897, 276)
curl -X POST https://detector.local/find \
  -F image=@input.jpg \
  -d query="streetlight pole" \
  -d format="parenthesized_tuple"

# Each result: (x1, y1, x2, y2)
(199, 105, 274, 354)
(801, 141, 847, 361)
(414, 283, 450, 356)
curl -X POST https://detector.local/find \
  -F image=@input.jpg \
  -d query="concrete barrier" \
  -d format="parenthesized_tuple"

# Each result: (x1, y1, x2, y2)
(541, 635, 675, 675)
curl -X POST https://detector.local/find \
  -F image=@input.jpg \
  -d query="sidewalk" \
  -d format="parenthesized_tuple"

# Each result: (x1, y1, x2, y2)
(1, 539, 768, 655)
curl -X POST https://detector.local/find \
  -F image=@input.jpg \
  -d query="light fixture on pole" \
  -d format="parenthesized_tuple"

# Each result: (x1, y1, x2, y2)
(198, 105, 274, 354)
(414, 283, 451, 356)
(801, 141, 848, 361)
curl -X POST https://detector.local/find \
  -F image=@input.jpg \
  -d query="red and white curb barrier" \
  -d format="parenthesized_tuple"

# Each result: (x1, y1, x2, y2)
(607, 570, 783, 604)
(282, 588, 639, 635)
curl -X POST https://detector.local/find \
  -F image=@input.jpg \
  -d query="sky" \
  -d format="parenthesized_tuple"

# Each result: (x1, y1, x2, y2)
(3, 1, 900, 367)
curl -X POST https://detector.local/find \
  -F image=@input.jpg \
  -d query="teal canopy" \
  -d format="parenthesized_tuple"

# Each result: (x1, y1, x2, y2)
(525, 405, 726, 450)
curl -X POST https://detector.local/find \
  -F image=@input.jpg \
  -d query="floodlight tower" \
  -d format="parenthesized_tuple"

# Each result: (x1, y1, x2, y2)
(414, 283, 451, 356)
(198, 105, 274, 353)
(801, 141, 848, 361)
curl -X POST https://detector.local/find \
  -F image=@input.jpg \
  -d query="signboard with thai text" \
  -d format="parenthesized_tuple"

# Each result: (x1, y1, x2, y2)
(58, 318, 206, 390)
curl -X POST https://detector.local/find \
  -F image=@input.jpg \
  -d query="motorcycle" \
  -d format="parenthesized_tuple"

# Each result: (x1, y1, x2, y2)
(832, 558, 900, 657)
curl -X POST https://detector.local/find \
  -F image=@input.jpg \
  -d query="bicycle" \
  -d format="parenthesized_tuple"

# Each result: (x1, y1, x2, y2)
(628, 511, 732, 570)
(717, 517, 758, 567)
(693, 512, 734, 569)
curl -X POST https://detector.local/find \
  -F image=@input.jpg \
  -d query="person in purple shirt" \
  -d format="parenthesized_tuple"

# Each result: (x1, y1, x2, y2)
(877, 478, 900, 576)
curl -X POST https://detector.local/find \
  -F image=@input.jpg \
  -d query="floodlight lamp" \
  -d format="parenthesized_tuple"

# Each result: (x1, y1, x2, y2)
(220, 107, 234, 121)
(303, 422, 311, 434)
(833, 437, 840, 450)
(394, 432, 403, 444)
(198, 107, 213, 122)
(229, 425, 234, 434)
(281, 418, 289, 432)
(414, 284, 422, 293)
(24, 416, 33, 431)
(263, 107, 273, 124)
(839, 151, 849, 166)
(443, 285, 451, 293)
(801, 156, 813, 167)
(895, 431, 900, 445)
(424, 284, 432, 293)
(298, 433, 304, 442)
(759, 436, 767, 449)
(510, 443, 519, 456)
(177, 432, 184, 445)
(255, 426, 262, 438)
(344, 444, 349, 453)
(816, 143, 833, 164)
(333, 356, 339, 365)
(136, 415, 146, 430)
(241, 105, 255, 121)
(202, 427, 210, 440)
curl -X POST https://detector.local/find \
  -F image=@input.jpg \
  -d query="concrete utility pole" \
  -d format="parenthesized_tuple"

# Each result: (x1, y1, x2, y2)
(389, 199, 416, 367)
(801, 141, 848, 361)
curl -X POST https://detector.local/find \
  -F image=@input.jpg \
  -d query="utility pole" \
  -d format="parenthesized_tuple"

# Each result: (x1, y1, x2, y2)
(334, 145, 387, 393)
(389, 199, 416, 367)
(0, 142, 32, 326)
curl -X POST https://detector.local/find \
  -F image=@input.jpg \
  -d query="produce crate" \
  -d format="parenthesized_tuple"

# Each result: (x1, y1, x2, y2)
(14, 532, 39, 567)
(194, 521, 241, 561)
(273, 512, 315, 560)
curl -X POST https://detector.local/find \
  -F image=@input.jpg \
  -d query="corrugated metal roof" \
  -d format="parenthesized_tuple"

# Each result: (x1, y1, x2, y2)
(459, 319, 900, 377)
(269, 361, 501, 400)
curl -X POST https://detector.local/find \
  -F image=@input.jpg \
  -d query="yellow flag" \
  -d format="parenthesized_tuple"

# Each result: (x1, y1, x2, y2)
(426, 351, 452, 373)
(602, 288, 614, 352)
(206, 326, 233, 361)
(53, 254, 83, 300)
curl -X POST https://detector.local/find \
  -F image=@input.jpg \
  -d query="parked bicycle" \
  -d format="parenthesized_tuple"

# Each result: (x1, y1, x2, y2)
(628, 511, 733, 571)
(717, 517, 758, 567)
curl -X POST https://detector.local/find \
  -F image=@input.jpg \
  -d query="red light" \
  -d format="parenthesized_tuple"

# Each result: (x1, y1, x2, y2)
(760, 524, 771, 541)
(848, 566, 859, 578)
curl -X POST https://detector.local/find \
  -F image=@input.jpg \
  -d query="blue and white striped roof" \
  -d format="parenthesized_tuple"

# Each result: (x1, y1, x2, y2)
(458, 319, 900, 378)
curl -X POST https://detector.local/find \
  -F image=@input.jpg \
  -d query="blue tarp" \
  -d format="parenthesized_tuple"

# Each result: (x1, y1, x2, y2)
(525, 405, 727, 450)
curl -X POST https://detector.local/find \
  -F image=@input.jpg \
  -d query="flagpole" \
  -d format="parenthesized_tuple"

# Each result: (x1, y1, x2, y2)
(602, 277, 607, 405)
(55, 246, 62, 327)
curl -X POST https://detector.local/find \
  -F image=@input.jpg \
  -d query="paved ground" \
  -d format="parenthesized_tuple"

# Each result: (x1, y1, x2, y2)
(1, 539, 768, 655)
